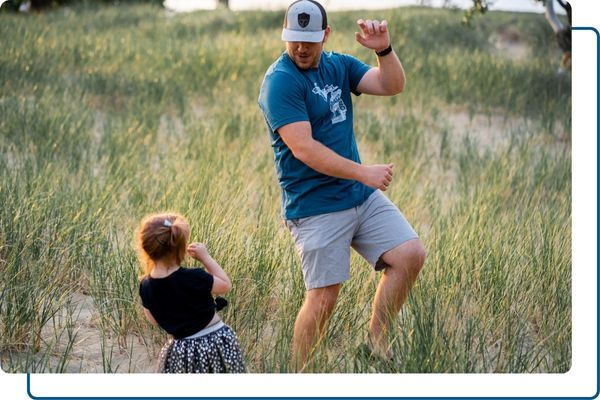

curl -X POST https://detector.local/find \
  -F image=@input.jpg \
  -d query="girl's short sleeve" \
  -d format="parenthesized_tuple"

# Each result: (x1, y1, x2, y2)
(189, 268, 214, 293)
(139, 280, 151, 309)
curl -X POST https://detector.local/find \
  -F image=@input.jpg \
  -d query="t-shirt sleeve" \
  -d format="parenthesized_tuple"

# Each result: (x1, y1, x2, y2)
(139, 280, 151, 309)
(258, 71, 309, 132)
(190, 268, 215, 293)
(342, 53, 372, 96)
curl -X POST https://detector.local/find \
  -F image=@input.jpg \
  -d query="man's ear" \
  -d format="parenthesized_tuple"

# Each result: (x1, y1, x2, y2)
(323, 26, 331, 43)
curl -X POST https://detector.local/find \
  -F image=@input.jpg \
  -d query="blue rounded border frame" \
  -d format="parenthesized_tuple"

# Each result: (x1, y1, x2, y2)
(23, 25, 599, 400)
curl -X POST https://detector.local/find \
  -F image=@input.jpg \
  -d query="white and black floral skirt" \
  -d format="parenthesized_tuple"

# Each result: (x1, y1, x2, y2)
(157, 322, 246, 373)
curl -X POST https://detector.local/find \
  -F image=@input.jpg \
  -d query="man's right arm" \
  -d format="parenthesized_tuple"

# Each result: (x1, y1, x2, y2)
(278, 121, 394, 191)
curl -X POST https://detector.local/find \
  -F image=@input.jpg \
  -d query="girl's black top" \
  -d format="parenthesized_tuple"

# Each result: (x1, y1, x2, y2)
(139, 267, 215, 339)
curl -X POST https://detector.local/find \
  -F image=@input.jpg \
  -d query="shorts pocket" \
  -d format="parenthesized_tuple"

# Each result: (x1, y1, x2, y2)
(287, 216, 312, 228)
(285, 219, 298, 231)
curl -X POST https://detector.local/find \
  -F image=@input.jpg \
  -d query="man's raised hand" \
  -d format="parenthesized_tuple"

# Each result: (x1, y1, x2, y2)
(355, 19, 390, 52)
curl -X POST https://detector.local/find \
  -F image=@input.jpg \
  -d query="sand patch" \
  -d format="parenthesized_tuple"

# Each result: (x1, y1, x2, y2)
(3, 145, 22, 171)
(91, 110, 106, 146)
(31, 292, 158, 373)
(490, 26, 531, 61)
(436, 109, 526, 150)
(189, 96, 207, 120)
(158, 113, 186, 143)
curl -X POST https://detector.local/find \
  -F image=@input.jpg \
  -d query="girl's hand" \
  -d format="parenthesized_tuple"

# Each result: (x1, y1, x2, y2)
(188, 244, 231, 294)
(187, 242, 210, 262)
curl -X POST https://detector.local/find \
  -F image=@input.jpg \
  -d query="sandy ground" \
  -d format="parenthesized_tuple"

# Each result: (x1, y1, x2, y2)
(37, 293, 159, 373)
(490, 26, 532, 61)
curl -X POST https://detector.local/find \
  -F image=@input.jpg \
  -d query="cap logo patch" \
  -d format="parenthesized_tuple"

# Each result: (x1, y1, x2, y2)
(298, 12, 310, 28)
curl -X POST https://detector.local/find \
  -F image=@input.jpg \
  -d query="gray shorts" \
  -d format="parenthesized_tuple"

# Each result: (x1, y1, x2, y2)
(285, 190, 418, 290)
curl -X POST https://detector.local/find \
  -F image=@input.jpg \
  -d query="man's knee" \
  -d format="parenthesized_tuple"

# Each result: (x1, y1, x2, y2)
(305, 284, 340, 315)
(383, 239, 426, 276)
(409, 240, 426, 272)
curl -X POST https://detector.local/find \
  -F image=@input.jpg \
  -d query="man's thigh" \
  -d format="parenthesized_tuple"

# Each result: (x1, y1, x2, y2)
(286, 209, 357, 290)
(351, 190, 418, 270)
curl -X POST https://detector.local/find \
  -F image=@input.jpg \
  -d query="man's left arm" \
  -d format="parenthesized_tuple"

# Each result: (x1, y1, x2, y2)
(355, 19, 405, 96)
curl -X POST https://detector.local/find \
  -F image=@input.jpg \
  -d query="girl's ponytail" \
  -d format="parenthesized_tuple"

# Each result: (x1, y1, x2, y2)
(137, 213, 190, 276)
(169, 216, 190, 266)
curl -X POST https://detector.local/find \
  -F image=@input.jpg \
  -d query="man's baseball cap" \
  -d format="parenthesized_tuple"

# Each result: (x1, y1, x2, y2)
(282, 0, 328, 43)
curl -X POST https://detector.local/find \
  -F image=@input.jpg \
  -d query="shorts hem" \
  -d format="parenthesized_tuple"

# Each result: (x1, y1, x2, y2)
(368, 235, 420, 271)
(305, 274, 349, 290)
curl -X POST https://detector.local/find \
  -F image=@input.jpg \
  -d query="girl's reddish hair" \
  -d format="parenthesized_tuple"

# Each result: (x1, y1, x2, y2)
(137, 212, 190, 276)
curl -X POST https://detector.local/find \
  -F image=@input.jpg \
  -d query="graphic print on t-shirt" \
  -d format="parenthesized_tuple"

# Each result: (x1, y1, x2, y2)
(312, 83, 347, 124)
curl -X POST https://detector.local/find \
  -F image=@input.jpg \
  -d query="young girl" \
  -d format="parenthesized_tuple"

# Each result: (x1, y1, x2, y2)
(137, 212, 246, 373)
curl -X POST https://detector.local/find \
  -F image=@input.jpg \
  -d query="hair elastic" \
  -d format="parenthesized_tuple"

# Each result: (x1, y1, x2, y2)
(163, 219, 173, 227)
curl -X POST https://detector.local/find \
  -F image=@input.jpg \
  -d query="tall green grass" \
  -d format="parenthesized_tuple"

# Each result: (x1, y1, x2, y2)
(0, 4, 570, 372)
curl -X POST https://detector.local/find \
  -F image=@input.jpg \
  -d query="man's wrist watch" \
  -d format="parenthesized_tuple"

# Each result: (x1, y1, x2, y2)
(375, 44, 393, 57)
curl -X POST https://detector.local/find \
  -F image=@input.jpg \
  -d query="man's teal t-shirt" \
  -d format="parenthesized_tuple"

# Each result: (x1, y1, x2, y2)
(258, 51, 375, 220)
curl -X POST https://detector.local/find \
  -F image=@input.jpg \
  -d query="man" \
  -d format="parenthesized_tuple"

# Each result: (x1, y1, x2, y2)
(258, 0, 426, 369)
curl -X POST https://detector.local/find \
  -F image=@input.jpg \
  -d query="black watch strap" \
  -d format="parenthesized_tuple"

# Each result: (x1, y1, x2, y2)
(375, 44, 393, 57)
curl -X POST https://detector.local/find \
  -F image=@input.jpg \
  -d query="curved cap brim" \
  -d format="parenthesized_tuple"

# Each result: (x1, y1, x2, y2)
(281, 28, 325, 43)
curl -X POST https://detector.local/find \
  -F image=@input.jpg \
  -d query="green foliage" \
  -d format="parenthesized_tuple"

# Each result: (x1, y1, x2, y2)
(0, 4, 571, 373)
(462, 0, 489, 26)
(1, 0, 163, 13)
(463, 0, 546, 26)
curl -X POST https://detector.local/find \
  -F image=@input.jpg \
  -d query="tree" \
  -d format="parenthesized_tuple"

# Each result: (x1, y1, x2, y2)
(465, 0, 571, 72)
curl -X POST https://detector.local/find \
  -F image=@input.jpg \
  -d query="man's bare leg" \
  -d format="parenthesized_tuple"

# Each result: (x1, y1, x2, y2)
(369, 239, 426, 357)
(292, 284, 341, 370)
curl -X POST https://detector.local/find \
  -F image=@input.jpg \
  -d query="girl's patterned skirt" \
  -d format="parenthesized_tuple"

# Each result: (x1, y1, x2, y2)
(157, 321, 246, 373)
